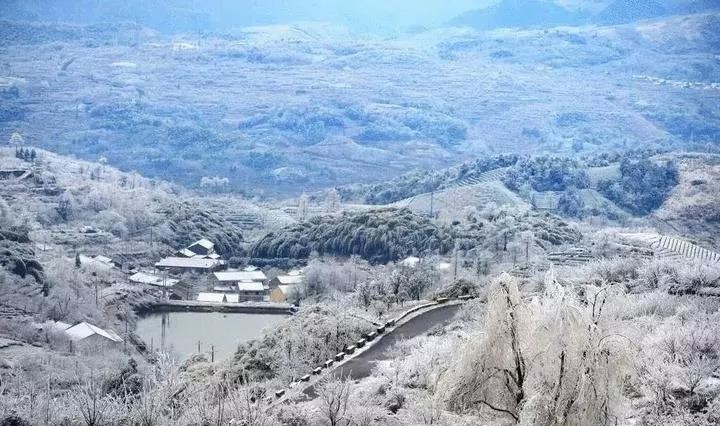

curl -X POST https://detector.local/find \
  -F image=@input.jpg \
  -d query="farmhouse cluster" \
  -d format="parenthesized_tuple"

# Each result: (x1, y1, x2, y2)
(151, 238, 303, 304)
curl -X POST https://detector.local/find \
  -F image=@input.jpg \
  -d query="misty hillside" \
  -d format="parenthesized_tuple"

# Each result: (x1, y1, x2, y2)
(1, 12, 718, 196)
(3, 1, 720, 425)
(448, 0, 720, 29)
(596, 0, 720, 24)
(448, 0, 586, 29)
(0, 0, 480, 34)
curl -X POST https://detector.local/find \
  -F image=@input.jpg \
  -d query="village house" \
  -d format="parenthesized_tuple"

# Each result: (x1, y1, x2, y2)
(177, 238, 217, 258)
(237, 281, 266, 302)
(155, 256, 221, 274)
(129, 271, 178, 288)
(269, 273, 303, 288)
(60, 321, 123, 352)
(213, 270, 267, 286)
(213, 283, 236, 292)
(269, 284, 297, 303)
(197, 292, 227, 303)
(400, 256, 421, 268)
(78, 254, 114, 272)
(157, 238, 225, 275)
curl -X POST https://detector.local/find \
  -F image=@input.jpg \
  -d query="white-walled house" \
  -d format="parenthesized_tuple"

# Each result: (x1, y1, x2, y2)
(269, 274, 303, 288)
(62, 322, 123, 352)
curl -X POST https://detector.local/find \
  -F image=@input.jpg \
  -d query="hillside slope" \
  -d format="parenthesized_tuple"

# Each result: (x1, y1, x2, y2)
(449, 0, 586, 29)
(1, 14, 718, 197)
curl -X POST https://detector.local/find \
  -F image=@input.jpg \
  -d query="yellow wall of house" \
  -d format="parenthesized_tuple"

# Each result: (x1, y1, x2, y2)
(269, 288, 286, 303)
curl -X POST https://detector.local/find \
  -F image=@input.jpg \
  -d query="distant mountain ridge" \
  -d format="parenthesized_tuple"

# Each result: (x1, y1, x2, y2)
(0, 0, 481, 34)
(594, 0, 667, 24)
(447, 0, 720, 29)
(595, 0, 720, 24)
(449, 0, 587, 29)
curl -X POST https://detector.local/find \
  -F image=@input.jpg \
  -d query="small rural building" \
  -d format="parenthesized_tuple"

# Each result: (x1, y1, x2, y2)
(187, 239, 215, 256)
(269, 274, 303, 288)
(64, 322, 123, 351)
(237, 281, 266, 302)
(197, 292, 227, 303)
(175, 248, 196, 258)
(155, 257, 221, 274)
(434, 262, 452, 272)
(214, 270, 267, 285)
(175, 239, 219, 259)
(401, 256, 420, 268)
(112, 252, 149, 272)
(269, 284, 297, 303)
(78, 254, 114, 272)
(129, 272, 178, 288)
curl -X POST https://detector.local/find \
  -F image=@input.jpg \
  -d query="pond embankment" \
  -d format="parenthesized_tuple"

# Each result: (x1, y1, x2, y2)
(135, 300, 296, 315)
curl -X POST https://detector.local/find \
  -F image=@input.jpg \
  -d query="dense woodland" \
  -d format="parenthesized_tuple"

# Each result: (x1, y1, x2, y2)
(598, 158, 679, 215)
(503, 156, 589, 192)
(251, 208, 456, 263)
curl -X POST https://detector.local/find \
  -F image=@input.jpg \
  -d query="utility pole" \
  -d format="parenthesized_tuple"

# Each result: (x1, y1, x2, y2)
(124, 308, 129, 353)
(429, 191, 434, 218)
(453, 240, 459, 279)
(525, 239, 530, 265)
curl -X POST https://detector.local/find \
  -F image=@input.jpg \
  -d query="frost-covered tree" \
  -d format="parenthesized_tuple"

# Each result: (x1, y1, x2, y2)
(439, 272, 631, 425)
(317, 374, 353, 426)
(71, 372, 121, 426)
(9, 131, 24, 146)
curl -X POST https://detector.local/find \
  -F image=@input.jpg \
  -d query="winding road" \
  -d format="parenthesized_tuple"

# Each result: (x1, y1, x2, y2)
(301, 303, 462, 398)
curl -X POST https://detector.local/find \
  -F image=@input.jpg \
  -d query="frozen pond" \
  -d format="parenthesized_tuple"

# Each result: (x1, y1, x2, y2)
(135, 311, 288, 361)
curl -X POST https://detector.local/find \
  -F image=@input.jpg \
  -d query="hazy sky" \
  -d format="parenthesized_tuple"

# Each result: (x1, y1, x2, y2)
(3, 0, 621, 33)
(217, 0, 493, 30)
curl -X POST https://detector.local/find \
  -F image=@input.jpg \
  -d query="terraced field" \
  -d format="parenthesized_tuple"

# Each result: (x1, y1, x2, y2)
(578, 188, 631, 219)
(651, 235, 720, 263)
(620, 233, 720, 264)
(547, 247, 595, 266)
(391, 176, 528, 221)
(446, 167, 511, 188)
(392, 167, 521, 209)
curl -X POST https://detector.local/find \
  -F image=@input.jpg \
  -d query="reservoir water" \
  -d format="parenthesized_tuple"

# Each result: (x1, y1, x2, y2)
(135, 311, 288, 361)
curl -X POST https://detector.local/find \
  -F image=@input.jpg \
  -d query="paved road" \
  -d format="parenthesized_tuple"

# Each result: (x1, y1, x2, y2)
(302, 303, 462, 398)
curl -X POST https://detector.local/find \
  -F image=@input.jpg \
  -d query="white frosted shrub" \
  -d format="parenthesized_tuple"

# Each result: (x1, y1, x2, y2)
(438, 272, 632, 425)
(638, 312, 720, 418)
